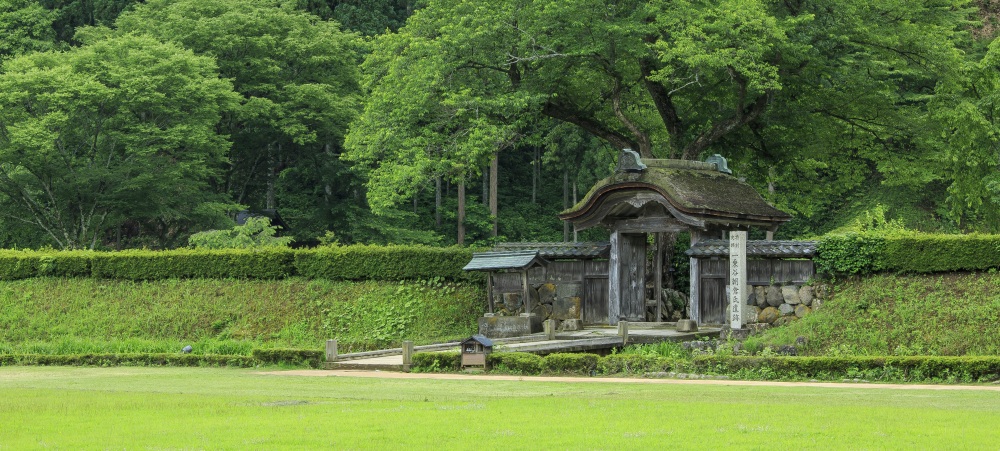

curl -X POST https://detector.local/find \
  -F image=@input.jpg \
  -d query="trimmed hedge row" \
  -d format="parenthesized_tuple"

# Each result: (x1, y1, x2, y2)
(0, 353, 258, 367)
(695, 356, 1000, 383)
(0, 349, 333, 368)
(251, 348, 324, 368)
(816, 233, 1000, 276)
(412, 352, 1000, 383)
(0, 245, 474, 281)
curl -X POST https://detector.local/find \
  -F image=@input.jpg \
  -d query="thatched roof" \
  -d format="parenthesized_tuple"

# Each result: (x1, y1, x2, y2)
(559, 157, 791, 231)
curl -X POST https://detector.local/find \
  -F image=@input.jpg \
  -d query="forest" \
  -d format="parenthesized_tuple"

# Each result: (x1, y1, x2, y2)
(2, 0, 1000, 250)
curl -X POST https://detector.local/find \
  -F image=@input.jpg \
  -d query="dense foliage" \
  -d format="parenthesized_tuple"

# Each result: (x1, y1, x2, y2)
(0, 0, 998, 250)
(0, 245, 474, 281)
(816, 232, 1000, 276)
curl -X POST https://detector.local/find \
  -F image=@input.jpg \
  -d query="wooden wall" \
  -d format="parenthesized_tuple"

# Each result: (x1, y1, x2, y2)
(491, 260, 610, 325)
(697, 257, 814, 324)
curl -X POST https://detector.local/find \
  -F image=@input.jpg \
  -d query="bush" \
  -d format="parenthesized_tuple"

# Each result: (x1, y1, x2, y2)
(0, 353, 257, 367)
(816, 232, 1000, 276)
(598, 354, 677, 374)
(411, 351, 461, 372)
(542, 353, 599, 375)
(251, 348, 324, 368)
(295, 245, 475, 281)
(694, 356, 1000, 383)
(90, 249, 295, 280)
(488, 352, 543, 375)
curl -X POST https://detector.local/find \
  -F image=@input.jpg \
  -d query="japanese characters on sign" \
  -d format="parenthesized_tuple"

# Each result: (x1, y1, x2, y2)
(729, 231, 747, 329)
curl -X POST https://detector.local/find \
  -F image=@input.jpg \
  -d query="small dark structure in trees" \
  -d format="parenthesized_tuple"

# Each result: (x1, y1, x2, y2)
(235, 209, 289, 231)
(460, 335, 494, 369)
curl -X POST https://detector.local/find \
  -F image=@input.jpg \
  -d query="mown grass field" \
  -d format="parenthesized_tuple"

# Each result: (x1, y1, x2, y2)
(2, 367, 1000, 449)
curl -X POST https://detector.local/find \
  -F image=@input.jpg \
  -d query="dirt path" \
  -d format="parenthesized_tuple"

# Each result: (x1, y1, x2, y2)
(258, 369, 1000, 392)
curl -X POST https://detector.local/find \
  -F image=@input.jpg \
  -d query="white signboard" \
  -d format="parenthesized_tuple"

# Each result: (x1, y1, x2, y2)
(729, 231, 747, 329)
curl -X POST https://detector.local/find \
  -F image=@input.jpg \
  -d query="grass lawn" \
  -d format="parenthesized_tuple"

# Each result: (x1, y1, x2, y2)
(2, 367, 999, 449)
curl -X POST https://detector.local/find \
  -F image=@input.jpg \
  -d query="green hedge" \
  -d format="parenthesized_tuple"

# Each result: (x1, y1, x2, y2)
(694, 356, 1000, 383)
(0, 353, 257, 367)
(251, 348, 324, 368)
(816, 233, 1000, 276)
(487, 352, 544, 374)
(411, 351, 462, 372)
(91, 249, 296, 280)
(0, 245, 475, 281)
(295, 245, 474, 281)
(541, 353, 599, 375)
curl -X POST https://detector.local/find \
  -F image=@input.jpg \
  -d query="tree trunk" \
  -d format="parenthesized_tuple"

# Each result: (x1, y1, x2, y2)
(563, 169, 569, 242)
(482, 165, 489, 207)
(572, 178, 578, 242)
(532, 147, 539, 204)
(489, 154, 498, 237)
(435, 176, 442, 228)
(457, 178, 465, 245)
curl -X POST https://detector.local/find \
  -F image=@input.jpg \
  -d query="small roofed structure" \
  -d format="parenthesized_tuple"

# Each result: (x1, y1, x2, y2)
(460, 335, 494, 369)
(559, 150, 793, 326)
(464, 250, 546, 316)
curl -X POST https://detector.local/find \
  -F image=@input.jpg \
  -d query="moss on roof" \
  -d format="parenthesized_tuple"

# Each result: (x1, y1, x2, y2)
(561, 161, 790, 223)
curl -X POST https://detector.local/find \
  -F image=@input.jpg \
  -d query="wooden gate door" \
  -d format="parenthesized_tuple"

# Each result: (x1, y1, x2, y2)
(617, 233, 647, 322)
(698, 258, 727, 324)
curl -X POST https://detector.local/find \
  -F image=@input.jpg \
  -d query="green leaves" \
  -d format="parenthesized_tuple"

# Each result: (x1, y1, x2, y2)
(0, 34, 240, 249)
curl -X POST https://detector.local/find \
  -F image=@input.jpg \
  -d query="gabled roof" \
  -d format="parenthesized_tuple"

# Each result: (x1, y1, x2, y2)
(686, 240, 817, 258)
(559, 158, 791, 231)
(462, 335, 494, 347)
(492, 242, 610, 259)
(463, 250, 546, 271)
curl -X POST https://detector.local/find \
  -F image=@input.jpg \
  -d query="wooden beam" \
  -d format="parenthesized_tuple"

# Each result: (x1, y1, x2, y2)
(614, 216, 688, 234)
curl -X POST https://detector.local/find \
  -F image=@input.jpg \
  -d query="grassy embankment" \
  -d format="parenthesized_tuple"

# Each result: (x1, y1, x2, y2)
(3, 366, 1000, 448)
(745, 271, 1000, 356)
(0, 278, 483, 355)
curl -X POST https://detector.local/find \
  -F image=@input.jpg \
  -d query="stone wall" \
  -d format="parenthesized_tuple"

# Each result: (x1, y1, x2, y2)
(727, 283, 830, 327)
(492, 283, 582, 321)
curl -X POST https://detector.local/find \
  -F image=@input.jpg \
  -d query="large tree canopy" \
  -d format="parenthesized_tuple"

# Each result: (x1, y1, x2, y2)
(114, 0, 363, 239)
(346, 0, 974, 222)
(0, 34, 239, 249)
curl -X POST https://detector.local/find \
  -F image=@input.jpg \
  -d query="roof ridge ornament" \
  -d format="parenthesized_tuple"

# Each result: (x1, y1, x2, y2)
(704, 154, 732, 174)
(615, 148, 647, 173)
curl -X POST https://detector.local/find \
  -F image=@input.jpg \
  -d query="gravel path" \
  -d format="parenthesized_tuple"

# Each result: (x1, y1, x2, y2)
(258, 369, 1000, 391)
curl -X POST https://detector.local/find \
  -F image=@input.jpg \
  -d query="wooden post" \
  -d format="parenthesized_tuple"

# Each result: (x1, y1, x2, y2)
(521, 271, 531, 315)
(325, 340, 338, 363)
(689, 231, 701, 326)
(486, 272, 495, 314)
(654, 232, 663, 322)
(729, 231, 747, 330)
(402, 340, 414, 372)
(608, 229, 621, 325)
(618, 320, 629, 345)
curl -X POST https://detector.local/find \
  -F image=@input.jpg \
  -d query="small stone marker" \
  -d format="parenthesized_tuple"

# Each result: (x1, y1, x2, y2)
(402, 340, 414, 372)
(618, 320, 629, 344)
(543, 319, 557, 340)
(676, 319, 698, 332)
(181, 345, 192, 354)
(325, 339, 338, 362)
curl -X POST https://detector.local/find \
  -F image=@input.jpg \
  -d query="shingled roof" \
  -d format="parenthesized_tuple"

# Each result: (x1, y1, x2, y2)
(492, 242, 610, 259)
(463, 250, 546, 271)
(686, 240, 817, 258)
(559, 157, 791, 230)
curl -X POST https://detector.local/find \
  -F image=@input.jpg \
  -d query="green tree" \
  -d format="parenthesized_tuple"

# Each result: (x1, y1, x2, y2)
(347, 0, 973, 233)
(115, 0, 362, 242)
(0, 0, 56, 60)
(0, 34, 240, 249)
(188, 216, 293, 249)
